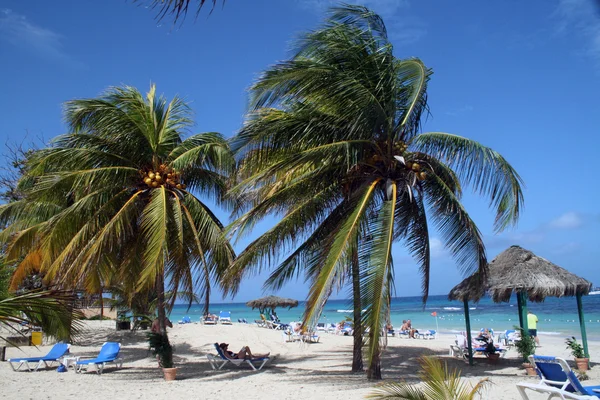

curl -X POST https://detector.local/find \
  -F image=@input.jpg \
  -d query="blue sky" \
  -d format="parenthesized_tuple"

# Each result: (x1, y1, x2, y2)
(1, 0, 599, 303)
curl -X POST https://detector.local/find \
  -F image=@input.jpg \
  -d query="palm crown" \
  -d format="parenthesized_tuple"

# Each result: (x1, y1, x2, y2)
(225, 5, 523, 378)
(0, 85, 235, 315)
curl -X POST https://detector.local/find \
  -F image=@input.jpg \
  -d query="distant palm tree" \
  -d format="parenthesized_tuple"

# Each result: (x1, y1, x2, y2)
(224, 5, 523, 379)
(367, 357, 490, 399)
(0, 84, 235, 337)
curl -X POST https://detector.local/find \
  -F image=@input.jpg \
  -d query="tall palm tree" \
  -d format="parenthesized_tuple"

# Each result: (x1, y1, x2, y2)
(0, 84, 235, 338)
(224, 5, 523, 379)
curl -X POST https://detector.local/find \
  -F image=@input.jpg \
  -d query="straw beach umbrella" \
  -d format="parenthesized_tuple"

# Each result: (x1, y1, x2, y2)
(448, 245, 592, 365)
(246, 296, 299, 317)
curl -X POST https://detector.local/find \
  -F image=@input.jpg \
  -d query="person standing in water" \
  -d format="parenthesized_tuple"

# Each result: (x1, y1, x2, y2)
(527, 311, 540, 346)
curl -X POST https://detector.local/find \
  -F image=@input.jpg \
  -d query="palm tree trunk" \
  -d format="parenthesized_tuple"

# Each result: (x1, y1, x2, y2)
(351, 245, 363, 372)
(367, 342, 382, 380)
(156, 272, 167, 336)
(99, 288, 104, 319)
(203, 281, 210, 317)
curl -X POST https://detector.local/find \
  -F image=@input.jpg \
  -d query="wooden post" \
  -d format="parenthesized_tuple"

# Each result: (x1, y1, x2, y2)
(576, 293, 590, 359)
(463, 299, 474, 366)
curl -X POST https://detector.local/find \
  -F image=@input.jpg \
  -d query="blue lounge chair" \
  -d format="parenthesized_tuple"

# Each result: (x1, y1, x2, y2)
(219, 311, 232, 325)
(8, 342, 71, 371)
(75, 342, 123, 374)
(517, 356, 600, 399)
(206, 343, 270, 371)
(178, 316, 191, 324)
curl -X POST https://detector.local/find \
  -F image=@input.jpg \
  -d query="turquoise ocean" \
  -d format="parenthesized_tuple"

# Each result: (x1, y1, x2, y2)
(167, 294, 600, 340)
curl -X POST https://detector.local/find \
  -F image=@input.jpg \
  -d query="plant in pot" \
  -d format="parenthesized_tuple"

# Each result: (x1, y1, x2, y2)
(485, 340, 500, 364)
(566, 336, 589, 371)
(116, 313, 131, 331)
(514, 327, 537, 376)
(147, 332, 176, 380)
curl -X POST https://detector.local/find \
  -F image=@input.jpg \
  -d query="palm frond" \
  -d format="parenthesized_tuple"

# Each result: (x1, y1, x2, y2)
(303, 179, 380, 329)
(362, 180, 395, 377)
(0, 291, 84, 342)
(413, 132, 524, 232)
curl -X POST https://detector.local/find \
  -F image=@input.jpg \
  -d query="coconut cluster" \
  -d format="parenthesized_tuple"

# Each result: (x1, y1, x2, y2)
(406, 161, 427, 181)
(141, 164, 187, 190)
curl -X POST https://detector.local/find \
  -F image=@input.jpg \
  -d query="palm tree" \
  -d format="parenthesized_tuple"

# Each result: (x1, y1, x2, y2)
(367, 357, 490, 400)
(224, 5, 523, 379)
(0, 84, 235, 339)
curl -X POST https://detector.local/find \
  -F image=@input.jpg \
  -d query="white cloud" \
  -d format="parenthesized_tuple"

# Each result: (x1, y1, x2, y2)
(0, 9, 83, 68)
(555, 0, 600, 64)
(430, 237, 447, 258)
(549, 212, 584, 229)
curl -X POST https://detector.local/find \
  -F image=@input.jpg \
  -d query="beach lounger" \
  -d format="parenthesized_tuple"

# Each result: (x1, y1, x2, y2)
(397, 330, 410, 339)
(219, 311, 232, 325)
(75, 342, 123, 375)
(420, 329, 437, 340)
(517, 356, 600, 399)
(8, 342, 70, 372)
(206, 343, 270, 371)
(178, 316, 191, 324)
(203, 315, 217, 325)
(316, 323, 327, 332)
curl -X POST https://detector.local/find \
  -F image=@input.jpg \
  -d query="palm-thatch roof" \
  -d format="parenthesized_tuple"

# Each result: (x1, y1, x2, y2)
(448, 245, 592, 303)
(245, 296, 299, 310)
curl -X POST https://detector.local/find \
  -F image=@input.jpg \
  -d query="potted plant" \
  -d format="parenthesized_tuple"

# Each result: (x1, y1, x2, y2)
(566, 336, 589, 371)
(485, 340, 500, 364)
(116, 313, 131, 331)
(147, 332, 176, 381)
(514, 327, 537, 376)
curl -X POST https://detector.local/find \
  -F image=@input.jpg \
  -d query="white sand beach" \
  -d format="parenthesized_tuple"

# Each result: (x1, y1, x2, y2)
(2, 321, 599, 399)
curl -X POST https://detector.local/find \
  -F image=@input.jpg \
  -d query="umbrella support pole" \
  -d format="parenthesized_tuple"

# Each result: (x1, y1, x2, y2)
(517, 292, 529, 333)
(463, 299, 474, 366)
(576, 293, 590, 359)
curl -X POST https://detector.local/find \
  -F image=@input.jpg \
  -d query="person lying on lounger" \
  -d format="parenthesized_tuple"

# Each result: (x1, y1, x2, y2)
(218, 343, 269, 360)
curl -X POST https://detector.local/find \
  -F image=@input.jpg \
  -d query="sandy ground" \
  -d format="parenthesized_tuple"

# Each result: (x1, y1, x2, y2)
(2, 321, 600, 399)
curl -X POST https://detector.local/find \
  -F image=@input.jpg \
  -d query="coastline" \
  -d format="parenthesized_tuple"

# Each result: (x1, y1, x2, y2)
(3, 320, 600, 399)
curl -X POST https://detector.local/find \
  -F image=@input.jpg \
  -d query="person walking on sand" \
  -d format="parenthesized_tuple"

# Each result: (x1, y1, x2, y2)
(527, 311, 540, 346)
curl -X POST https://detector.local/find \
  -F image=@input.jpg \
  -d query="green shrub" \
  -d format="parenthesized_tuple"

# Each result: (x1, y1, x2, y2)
(147, 332, 174, 368)
(566, 336, 585, 359)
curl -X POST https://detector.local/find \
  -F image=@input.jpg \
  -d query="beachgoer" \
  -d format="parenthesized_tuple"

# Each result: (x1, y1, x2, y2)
(151, 317, 173, 333)
(476, 328, 491, 342)
(386, 322, 394, 336)
(405, 319, 418, 338)
(218, 343, 269, 360)
(293, 322, 303, 333)
(527, 311, 540, 345)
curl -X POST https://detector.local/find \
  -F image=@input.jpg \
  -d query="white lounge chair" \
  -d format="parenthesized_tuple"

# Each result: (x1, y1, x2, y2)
(219, 311, 232, 325)
(206, 343, 270, 371)
(517, 355, 600, 399)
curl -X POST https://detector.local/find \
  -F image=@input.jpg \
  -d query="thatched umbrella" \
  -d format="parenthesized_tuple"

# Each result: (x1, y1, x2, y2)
(245, 296, 298, 316)
(448, 245, 592, 365)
